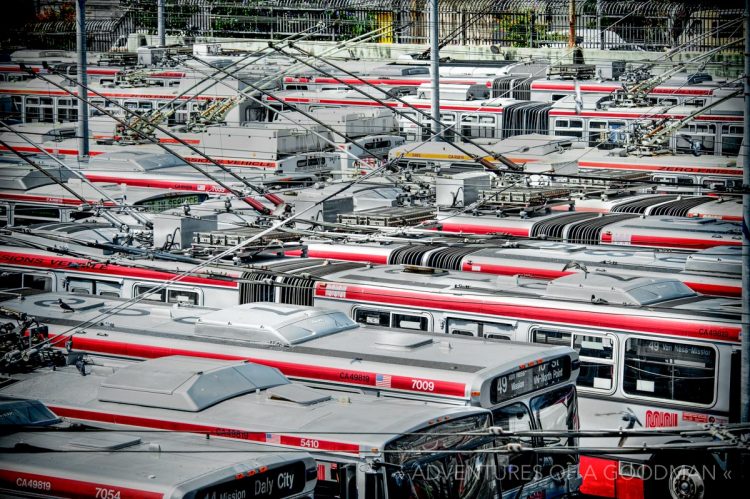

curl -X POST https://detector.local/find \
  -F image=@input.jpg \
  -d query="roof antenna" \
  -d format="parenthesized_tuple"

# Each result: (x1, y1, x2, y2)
(562, 260, 588, 278)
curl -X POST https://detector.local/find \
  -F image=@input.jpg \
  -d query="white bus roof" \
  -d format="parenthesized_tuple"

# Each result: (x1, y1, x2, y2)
(0, 356, 489, 453)
(4, 293, 577, 405)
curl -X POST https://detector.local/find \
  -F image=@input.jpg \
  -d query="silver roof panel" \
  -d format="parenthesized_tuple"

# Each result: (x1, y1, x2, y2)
(544, 273, 696, 306)
(195, 304, 358, 345)
(99, 356, 289, 411)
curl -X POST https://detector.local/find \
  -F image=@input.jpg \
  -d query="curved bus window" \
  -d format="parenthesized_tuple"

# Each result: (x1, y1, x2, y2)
(532, 329, 616, 392)
(623, 338, 716, 406)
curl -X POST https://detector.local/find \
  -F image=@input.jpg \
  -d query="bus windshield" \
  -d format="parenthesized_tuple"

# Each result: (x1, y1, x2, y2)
(531, 385, 578, 442)
(384, 413, 497, 499)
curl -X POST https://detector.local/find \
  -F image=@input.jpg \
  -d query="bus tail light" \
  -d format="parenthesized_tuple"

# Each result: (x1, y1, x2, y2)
(579, 456, 645, 499)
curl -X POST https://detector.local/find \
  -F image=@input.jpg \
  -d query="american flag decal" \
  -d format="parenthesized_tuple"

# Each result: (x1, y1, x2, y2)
(266, 432, 281, 444)
(375, 373, 392, 388)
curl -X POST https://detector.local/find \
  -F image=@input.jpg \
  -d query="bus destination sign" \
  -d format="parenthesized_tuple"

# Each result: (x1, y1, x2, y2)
(492, 356, 571, 404)
(195, 461, 306, 499)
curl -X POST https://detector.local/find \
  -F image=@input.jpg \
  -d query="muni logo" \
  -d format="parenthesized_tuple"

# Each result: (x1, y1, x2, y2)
(645, 410, 678, 428)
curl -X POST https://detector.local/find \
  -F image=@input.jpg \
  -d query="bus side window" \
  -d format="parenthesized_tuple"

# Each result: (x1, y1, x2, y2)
(1, 272, 52, 294)
(573, 334, 615, 391)
(96, 281, 122, 298)
(135, 284, 166, 303)
(392, 313, 428, 331)
(533, 329, 616, 392)
(485, 333, 510, 341)
(24, 274, 52, 292)
(532, 329, 570, 345)
(168, 289, 199, 305)
(68, 278, 121, 297)
(67, 277, 93, 294)
(354, 308, 390, 327)
(447, 317, 513, 339)
(623, 337, 716, 405)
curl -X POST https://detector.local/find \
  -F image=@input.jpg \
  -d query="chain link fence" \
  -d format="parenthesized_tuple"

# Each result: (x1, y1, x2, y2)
(9, 0, 745, 54)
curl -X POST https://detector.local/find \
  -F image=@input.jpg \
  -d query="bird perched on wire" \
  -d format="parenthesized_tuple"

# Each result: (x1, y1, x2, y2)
(58, 298, 74, 313)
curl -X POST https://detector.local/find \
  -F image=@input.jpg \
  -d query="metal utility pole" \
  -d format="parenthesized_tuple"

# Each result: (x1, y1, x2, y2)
(596, 0, 603, 50)
(157, 0, 166, 47)
(430, 0, 441, 141)
(741, 0, 750, 424)
(568, 0, 576, 48)
(75, 0, 89, 158)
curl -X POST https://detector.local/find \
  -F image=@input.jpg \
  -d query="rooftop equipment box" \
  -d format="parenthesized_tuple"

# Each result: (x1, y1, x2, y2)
(436, 172, 493, 208)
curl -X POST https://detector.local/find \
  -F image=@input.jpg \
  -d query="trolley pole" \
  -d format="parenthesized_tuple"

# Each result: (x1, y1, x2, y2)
(430, 0, 441, 142)
(741, 0, 750, 425)
(75, 0, 89, 158)
(157, 0, 165, 47)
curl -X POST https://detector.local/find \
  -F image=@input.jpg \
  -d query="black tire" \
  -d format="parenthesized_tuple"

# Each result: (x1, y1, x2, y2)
(646, 453, 724, 499)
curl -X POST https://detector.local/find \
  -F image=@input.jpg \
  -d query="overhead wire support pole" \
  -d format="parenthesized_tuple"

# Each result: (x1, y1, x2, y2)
(741, 0, 750, 426)
(569, 0, 576, 49)
(430, 0, 441, 142)
(157, 0, 165, 48)
(75, 0, 89, 158)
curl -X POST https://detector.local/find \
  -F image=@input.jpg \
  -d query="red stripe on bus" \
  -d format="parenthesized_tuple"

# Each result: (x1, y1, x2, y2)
(0, 193, 115, 206)
(83, 174, 231, 193)
(462, 262, 574, 279)
(0, 144, 104, 157)
(0, 469, 164, 499)
(0, 251, 238, 288)
(48, 405, 361, 454)
(531, 82, 712, 96)
(314, 283, 740, 342)
(50, 334, 468, 398)
(286, 77, 469, 86)
(0, 89, 215, 100)
(159, 138, 201, 145)
(549, 110, 741, 121)
(0, 144, 277, 168)
(300, 249, 389, 265)
(579, 160, 742, 176)
(626, 234, 741, 249)
(681, 281, 741, 298)
(436, 223, 531, 237)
